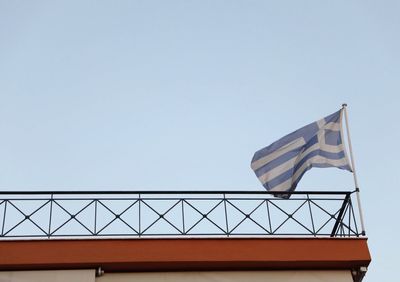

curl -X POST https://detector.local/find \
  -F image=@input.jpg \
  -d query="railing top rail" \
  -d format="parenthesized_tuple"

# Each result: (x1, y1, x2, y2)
(0, 190, 354, 195)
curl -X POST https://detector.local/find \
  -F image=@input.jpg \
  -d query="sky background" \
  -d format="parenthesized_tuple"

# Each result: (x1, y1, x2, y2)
(1, 1, 399, 280)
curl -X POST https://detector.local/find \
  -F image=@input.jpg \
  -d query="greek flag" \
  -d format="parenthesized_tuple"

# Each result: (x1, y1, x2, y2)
(251, 110, 352, 197)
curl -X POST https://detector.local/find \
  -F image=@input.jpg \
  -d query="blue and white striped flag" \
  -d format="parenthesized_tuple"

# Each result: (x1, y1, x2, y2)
(251, 110, 352, 197)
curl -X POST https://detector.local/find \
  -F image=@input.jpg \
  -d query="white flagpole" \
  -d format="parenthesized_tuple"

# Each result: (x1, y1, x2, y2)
(342, 103, 366, 235)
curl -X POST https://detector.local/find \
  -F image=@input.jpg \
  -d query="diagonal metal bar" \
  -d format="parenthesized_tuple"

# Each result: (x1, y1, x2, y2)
(140, 200, 182, 234)
(50, 200, 95, 235)
(227, 200, 270, 234)
(268, 201, 291, 234)
(349, 199, 360, 236)
(3, 200, 50, 236)
(25, 201, 52, 236)
(114, 200, 140, 234)
(310, 199, 340, 219)
(280, 200, 314, 234)
(61, 200, 96, 235)
(183, 200, 226, 234)
(335, 203, 358, 236)
(97, 199, 140, 235)
(315, 207, 342, 234)
(95, 200, 127, 234)
(141, 200, 183, 234)
(2, 201, 27, 236)
(184, 199, 226, 234)
(310, 199, 350, 234)
(268, 199, 313, 234)
(330, 194, 350, 237)
(336, 219, 358, 236)
(95, 201, 117, 234)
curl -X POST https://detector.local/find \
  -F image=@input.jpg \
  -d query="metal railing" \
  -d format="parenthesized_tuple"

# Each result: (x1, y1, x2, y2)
(0, 190, 361, 239)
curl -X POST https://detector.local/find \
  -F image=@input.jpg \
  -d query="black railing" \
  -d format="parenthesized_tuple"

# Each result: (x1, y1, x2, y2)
(0, 190, 361, 239)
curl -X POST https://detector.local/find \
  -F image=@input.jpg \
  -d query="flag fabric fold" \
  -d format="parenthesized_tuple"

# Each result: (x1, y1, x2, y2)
(251, 110, 352, 198)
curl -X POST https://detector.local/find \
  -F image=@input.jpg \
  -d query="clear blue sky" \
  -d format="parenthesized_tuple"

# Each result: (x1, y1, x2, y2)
(1, 1, 399, 280)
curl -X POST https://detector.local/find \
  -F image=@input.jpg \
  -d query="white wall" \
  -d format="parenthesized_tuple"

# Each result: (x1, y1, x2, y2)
(96, 270, 353, 282)
(0, 270, 95, 282)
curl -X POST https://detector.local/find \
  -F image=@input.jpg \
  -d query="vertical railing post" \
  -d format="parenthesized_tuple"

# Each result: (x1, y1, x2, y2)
(266, 199, 272, 234)
(349, 198, 359, 236)
(1, 200, 7, 236)
(94, 199, 98, 235)
(348, 199, 352, 237)
(138, 194, 141, 237)
(48, 194, 54, 238)
(223, 193, 229, 237)
(306, 194, 316, 236)
(181, 199, 185, 234)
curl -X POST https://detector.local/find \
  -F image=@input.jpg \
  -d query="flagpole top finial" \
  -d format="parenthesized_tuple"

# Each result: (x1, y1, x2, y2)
(342, 103, 347, 108)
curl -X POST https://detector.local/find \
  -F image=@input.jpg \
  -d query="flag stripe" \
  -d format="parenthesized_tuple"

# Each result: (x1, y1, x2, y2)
(254, 135, 319, 177)
(292, 155, 351, 186)
(294, 150, 346, 173)
(269, 178, 292, 192)
(258, 156, 297, 185)
(264, 167, 295, 189)
(251, 137, 305, 171)
(254, 147, 301, 178)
